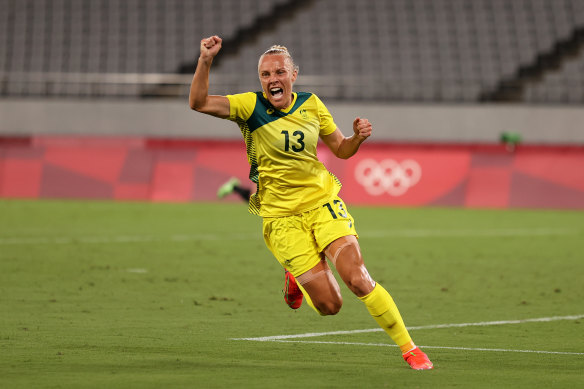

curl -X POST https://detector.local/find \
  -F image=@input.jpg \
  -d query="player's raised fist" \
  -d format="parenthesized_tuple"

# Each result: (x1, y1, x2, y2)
(353, 117, 372, 140)
(200, 36, 222, 60)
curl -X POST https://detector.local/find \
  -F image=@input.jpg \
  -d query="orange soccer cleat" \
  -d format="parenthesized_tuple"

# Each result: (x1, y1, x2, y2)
(403, 347, 434, 370)
(283, 270, 303, 309)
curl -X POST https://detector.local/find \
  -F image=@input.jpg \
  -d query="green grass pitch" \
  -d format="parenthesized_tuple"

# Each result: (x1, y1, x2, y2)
(1, 200, 583, 388)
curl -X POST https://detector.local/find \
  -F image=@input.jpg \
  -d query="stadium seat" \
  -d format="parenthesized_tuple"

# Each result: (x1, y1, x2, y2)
(0, 0, 583, 103)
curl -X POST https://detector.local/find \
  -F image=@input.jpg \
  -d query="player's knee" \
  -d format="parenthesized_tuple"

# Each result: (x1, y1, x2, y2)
(346, 277, 373, 296)
(345, 267, 376, 297)
(317, 298, 342, 316)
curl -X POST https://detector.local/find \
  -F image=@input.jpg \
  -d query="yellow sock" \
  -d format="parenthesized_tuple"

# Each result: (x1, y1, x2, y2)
(359, 283, 413, 349)
(399, 340, 417, 354)
(297, 282, 325, 316)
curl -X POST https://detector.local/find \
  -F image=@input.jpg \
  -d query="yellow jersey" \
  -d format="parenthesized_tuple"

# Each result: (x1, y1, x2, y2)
(226, 91, 341, 217)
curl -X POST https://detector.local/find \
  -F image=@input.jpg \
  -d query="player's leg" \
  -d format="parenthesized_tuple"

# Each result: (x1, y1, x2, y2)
(295, 257, 342, 315)
(324, 235, 374, 296)
(325, 235, 409, 343)
(263, 214, 342, 316)
(284, 259, 342, 316)
(217, 177, 252, 201)
(326, 235, 433, 370)
(217, 177, 240, 198)
(284, 265, 334, 314)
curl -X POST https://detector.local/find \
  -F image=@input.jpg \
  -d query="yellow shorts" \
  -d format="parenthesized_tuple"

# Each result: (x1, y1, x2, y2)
(262, 196, 358, 277)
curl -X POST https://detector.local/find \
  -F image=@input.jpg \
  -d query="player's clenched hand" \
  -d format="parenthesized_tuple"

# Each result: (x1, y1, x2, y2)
(199, 36, 222, 61)
(353, 117, 372, 140)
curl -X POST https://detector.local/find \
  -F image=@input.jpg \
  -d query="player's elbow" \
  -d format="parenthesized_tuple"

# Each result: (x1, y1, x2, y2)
(190, 102, 212, 114)
(189, 99, 204, 112)
(336, 151, 353, 160)
(188, 92, 209, 111)
(332, 138, 360, 160)
(334, 148, 356, 160)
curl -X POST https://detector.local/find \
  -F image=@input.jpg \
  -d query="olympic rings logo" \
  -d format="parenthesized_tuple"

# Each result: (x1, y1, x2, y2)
(354, 158, 422, 196)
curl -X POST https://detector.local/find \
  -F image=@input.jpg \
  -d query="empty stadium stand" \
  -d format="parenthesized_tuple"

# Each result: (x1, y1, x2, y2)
(0, 0, 583, 103)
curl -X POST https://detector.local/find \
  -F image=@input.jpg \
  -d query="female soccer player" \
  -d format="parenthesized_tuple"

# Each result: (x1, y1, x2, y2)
(189, 35, 433, 370)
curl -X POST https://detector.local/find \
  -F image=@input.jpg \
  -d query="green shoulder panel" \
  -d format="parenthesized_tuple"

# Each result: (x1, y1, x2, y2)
(246, 92, 313, 132)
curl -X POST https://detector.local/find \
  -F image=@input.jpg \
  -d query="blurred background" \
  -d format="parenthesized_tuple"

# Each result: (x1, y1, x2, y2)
(1, 0, 583, 207)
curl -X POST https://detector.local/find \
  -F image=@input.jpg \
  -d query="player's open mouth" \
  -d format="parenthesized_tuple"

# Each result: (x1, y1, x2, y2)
(270, 87, 284, 98)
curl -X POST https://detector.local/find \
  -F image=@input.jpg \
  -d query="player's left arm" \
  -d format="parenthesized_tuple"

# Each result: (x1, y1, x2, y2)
(321, 117, 372, 159)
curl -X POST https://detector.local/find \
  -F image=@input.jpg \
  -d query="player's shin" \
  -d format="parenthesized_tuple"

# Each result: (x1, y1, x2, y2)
(358, 283, 413, 350)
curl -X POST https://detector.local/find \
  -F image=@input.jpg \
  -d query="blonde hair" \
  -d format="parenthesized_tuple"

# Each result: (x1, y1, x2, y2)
(258, 45, 299, 73)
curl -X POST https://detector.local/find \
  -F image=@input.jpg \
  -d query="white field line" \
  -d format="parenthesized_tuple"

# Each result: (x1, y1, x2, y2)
(0, 228, 578, 245)
(231, 314, 584, 356)
(232, 314, 584, 342)
(268, 340, 584, 356)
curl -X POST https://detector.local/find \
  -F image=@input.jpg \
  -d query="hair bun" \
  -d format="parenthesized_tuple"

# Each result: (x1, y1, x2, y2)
(263, 45, 290, 55)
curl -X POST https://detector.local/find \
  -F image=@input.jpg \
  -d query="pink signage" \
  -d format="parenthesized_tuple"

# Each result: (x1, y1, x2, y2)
(1, 137, 583, 209)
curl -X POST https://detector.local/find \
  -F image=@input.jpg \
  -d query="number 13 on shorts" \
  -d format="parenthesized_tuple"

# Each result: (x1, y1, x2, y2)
(323, 200, 347, 218)
(323, 198, 353, 229)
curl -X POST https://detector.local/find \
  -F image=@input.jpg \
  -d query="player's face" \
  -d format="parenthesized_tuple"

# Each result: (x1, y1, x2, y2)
(258, 54, 297, 110)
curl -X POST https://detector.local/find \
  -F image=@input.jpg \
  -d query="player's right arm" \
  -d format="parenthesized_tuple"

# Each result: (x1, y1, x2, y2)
(189, 35, 230, 118)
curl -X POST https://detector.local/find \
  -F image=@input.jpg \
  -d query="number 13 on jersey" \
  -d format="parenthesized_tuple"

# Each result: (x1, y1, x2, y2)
(281, 130, 305, 152)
